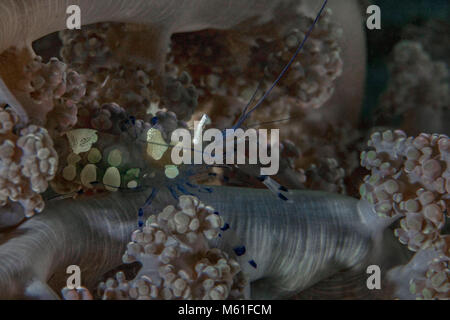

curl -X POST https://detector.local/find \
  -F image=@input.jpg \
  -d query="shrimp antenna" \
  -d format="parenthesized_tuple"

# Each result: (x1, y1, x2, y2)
(247, 115, 302, 128)
(233, 0, 328, 129)
(233, 80, 263, 130)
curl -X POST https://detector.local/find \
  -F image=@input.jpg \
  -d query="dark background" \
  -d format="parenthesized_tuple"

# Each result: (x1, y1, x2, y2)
(363, 0, 449, 122)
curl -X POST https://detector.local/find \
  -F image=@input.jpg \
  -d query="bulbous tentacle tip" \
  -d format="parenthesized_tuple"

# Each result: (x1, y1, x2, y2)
(108, 195, 249, 300)
(386, 247, 450, 300)
(61, 286, 93, 300)
(0, 77, 29, 125)
(24, 280, 60, 300)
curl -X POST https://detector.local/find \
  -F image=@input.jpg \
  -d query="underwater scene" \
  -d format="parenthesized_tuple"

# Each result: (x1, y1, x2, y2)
(0, 0, 448, 301)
